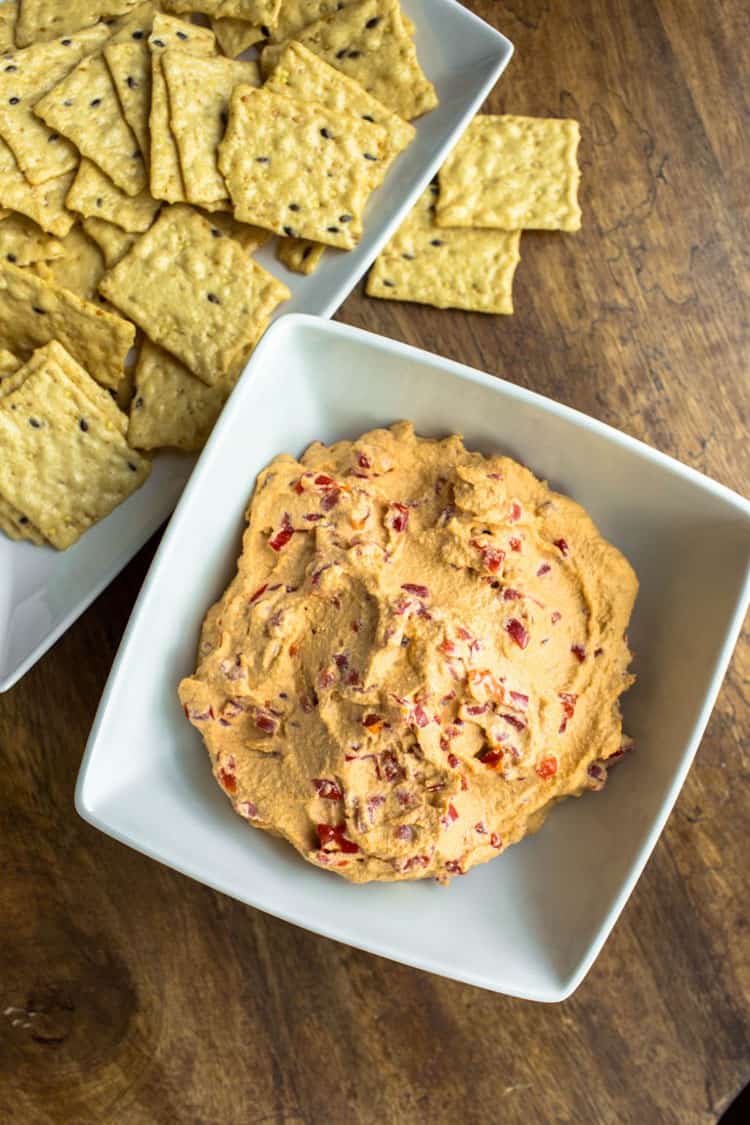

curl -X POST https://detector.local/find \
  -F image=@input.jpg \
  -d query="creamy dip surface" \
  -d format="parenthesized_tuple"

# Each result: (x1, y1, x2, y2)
(179, 422, 638, 883)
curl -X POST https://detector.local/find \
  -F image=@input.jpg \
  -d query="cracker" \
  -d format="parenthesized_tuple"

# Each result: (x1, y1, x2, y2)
(366, 183, 521, 314)
(106, 0, 157, 45)
(0, 212, 65, 266)
(261, 0, 437, 121)
(128, 337, 227, 451)
(436, 115, 582, 232)
(198, 210, 270, 253)
(13, 0, 139, 47)
(104, 42, 152, 156)
(0, 25, 110, 185)
(5, 340, 127, 432)
(0, 346, 150, 550)
(34, 52, 147, 196)
(33, 225, 107, 302)
(148, 15, 217, 204)
(66, 157, 161, 232)
(162, 51, 259, 208)
(0, 138, 76, 237)
(0, 496, 48, 545)
(264, 40, 415, 184)
(99, 204, 289, 385)
(211, 18, 266, 58)
(277, 238, 325, 275)
(163, 0, 280, 23)
(0, 259, 135, 390)
(0, 3, 17, 52)
(82, 215, 138, 266)
(218, 86, 387, 249)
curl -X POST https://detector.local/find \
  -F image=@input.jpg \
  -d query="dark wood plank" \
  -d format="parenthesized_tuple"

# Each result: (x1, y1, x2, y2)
(1, 3, 748, 1122)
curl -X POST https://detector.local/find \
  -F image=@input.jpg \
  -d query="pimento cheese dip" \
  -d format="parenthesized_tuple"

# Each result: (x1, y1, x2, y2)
(179, 422, 638, 883)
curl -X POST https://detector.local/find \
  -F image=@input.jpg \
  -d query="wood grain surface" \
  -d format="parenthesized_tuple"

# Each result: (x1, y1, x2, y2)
(1, 2, 748, 1122)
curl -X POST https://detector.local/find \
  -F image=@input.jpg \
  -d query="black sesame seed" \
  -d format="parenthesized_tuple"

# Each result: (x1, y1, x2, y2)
(127, 462, 138, 472)
(402, 252, 415, 260)
(19, 516, 29, 525)
(211, 227, 222, 237)
(256, 156, 270, 163)
(63, 99, 73, 107)
(339, 214, 353, 223)
(207, 292, 220, 304)
(132, 30, 144, 40)
(347, 49, 361, 58)
(289, 202, 300, 212)
(320, 127, 332, 139)
(8, 96, 19, 105)
(135, 396, 144, 409)
(363, 152, 377, 161)
(126, 75, 137, 89)
(430, 239, 444, 246)
(90, 97, 102, 107)
(362, 113, 374, 122)
(261, 24, 270, 37)
(327, 226, 340, 233)
(6, 253, 16, 263)
(32, 306, 46, 315)
(48, 133, 59, 142)
(96, 197, 103, 207)
(28, 417, 41, 428)
(366, 17, 381, 28)
(61, 38, 72, 46)
(152, 38, 165, 47)
(4, 64, 17, 73)
(336, 48, 347, 58)
(283, 225, 296, 237)
(176, 30, 188, 39)
(79, 418, 89, 432)
(382, 280, 395, 288)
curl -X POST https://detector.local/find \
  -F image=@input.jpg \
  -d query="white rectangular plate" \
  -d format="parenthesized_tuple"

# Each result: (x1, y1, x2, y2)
(0, 0, 513, 690)
(77, 315, 750, 1000)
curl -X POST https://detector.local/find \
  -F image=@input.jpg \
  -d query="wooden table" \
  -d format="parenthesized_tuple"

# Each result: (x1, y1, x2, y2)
(1, 3, 748, 1122)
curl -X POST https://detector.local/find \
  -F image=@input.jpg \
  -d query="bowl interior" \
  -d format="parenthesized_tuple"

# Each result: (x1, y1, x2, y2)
(77, 316, 750, 1000)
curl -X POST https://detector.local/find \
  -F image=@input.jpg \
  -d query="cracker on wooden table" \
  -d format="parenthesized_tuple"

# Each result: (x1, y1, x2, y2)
(148, 15, 217, 203)
(104, 42, 152, 156)
(66, 158, 161, 231)
(13, 0, 138, 47)
(34, 53, 148, 196)
(218, 86, 387, 249)
(99, 204, 289, 385)
(0, 26, 110, 185)
(82, 215, 138, 266)
(211, 18, 266, 58)
(0, 259, 135, 390)
(366, 183, 521, 314)
(265, 41, 415, 179)
(0, 347, 150, 550)
(162, 0, 280, 22)
(198, 210, 270, 253)
(0, 138, 76, 237)
(162, 51, 259, 208)
(436, 115, 582, 232)
(0, 3, 17, 51)
(33, 225, 107, 302)
(261, 0, 437, 121)
(276, 238, 325, 275)
(0, 213, 64, 266)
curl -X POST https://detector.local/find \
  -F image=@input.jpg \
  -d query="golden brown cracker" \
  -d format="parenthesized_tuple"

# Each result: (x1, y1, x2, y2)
(0, 137, 76, 237)
(65, 157, 161, 231)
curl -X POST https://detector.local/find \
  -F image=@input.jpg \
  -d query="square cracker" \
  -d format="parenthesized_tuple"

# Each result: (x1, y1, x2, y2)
(0, 26, 110, 185)
(260, 0, 437, 121)
(436, 115, 582, 232)
(276, 238, 325, 276)
(0, 259, 135, 390)
(148, 15, 217, 204)
(0, 213, 65, 266)
(33, 225, 108, 303)
(13, 0, 139, 47)
(211, 18, 266, 58)
(99, 204, 290, 385)
(0, 138, 76, 237)
(366, 183, 521, 314)
(218, 86, 388, 249)
(162, 0, 280, 22)
(264, 41, 415, 182)
(3, 340, 127, 432)
(104, 41, 152, 156)
(162, 51, 259, 208)
(0, 347, 150, 550)
(34, 53, 148, 196)
(0, 4, 17, 52)
(66, 158, 161, 232)
(82, 216, 138, 266)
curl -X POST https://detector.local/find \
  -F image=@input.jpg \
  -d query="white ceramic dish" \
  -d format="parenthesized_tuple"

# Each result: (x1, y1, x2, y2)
(0, 0, 513, 691)
(77, 315, 750, 1001)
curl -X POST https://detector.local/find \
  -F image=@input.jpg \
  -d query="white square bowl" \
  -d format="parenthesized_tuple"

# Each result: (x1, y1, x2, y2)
(76, 315, 750, 1001)
(0, 0, 513, 691)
